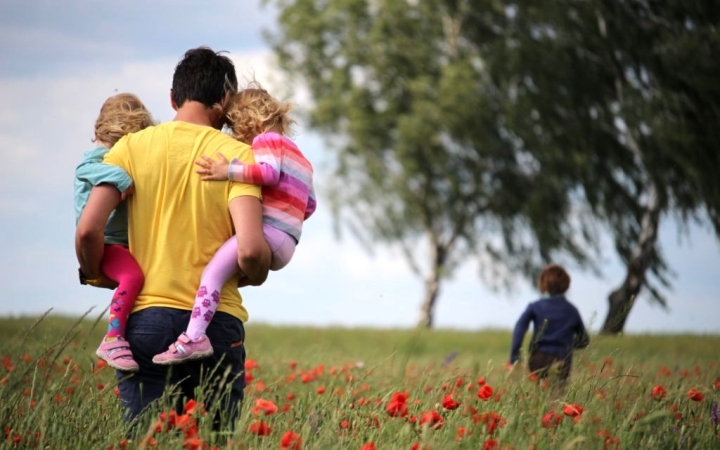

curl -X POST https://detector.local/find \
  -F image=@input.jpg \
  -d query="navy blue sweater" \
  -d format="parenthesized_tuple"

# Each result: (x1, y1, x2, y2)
(509, 295, 589, 363)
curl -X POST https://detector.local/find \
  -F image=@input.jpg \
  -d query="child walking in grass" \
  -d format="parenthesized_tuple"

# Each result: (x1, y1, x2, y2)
(75, 93, 154, 372)
(152, 85, 316, 365)
(509, 263, 590, 387)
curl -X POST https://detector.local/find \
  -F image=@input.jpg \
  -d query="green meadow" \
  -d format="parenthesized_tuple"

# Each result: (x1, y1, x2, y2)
(0, 314, 718, 449)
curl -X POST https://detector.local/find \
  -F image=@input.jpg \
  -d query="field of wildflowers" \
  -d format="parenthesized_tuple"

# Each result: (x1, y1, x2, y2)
(1, 313, 718, 449)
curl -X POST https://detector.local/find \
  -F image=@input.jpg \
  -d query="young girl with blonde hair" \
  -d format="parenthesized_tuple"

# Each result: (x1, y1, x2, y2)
(75, 93, 155, 371)
(153, 85, 316, 364)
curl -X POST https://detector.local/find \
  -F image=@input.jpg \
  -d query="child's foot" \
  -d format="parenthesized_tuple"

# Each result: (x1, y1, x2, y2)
(152, 333, 214, 365)
(96, 338, 139, 372)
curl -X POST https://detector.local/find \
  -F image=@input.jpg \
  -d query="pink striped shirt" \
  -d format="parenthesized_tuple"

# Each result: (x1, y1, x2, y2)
(229, 132, 316, 242)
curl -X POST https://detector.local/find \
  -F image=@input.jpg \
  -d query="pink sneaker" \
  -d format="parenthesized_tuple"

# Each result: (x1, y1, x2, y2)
(96, 339, 139, 372)
(152, 333, 214, 365)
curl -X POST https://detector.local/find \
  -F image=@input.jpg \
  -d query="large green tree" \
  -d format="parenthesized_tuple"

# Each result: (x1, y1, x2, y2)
(265, 0, 720, 331)
(500, 0, 720, 333)
(265, 0, 595, 327)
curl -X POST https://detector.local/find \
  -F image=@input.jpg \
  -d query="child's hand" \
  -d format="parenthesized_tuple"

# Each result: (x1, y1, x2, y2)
(195, 153, 230, 181)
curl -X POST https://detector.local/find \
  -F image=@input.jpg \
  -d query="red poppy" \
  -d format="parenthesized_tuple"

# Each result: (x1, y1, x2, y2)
(360, 442, 376, 450)
(477, 377, 486, 386)
(562, 404, 584, 417)
(316, 386, 326, 394)
(289, 360, 298, 369)
(184, 399, 204, 415)
(386, 391, 409, 417)
(475, 411, 505, 435)
(442, 394, 461, 410)
(248, 420, 271, 436)
(477, 385, 494, 401)
(419, 409, 444, 429)
(251, 398, 278, 416)
(455, 426, 471, 440)
(365, 416, 381, 429)
(482, 439, 499, 450)
(280, 430, 302, 450)
(651, 385, 667, 400)
(182, 437, 204, 450)
(541, 411, 563, 429)
(174, 414, 197, 434)
(597, 430, 619, 450)
(245, 359, 258, 369)
(687, 387, 704, 401)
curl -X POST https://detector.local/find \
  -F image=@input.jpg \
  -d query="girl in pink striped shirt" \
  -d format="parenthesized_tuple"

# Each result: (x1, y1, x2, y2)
(153, 86, 316, 365)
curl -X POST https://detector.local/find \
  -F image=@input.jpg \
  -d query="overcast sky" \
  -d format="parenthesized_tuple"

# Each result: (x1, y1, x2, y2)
(1, 0, 718, 335)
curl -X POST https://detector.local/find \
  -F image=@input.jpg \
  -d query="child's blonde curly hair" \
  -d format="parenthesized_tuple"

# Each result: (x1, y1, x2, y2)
(93, 93, 155, 148)
(224, 83, 294, 144)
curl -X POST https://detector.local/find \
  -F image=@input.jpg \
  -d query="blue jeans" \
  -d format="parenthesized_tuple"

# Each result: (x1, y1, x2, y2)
(116, 307, 246, 430)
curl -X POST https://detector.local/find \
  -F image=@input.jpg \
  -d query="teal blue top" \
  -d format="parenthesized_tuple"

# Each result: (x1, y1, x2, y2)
(74, 146, 134, 246)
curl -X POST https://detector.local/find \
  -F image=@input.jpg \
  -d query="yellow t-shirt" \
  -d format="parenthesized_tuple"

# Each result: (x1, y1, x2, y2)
(104, 121, 261, 322)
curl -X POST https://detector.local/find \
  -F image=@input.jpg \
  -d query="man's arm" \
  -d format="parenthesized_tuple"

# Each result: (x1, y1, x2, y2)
(229, 195, 271, 285)
(76, 184, 121, 280)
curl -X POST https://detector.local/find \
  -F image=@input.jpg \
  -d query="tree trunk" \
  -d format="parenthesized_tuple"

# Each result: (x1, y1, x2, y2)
(417, 243, 446, 328)
(601, 183, 661, 334)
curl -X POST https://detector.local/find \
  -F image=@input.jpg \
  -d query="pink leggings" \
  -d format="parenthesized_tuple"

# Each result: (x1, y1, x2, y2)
(185, 225, 295, 340)
(101, 244, 144, 339)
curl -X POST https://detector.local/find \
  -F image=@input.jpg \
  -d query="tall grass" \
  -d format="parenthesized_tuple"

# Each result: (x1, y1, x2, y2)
(0, 314, 718, 449)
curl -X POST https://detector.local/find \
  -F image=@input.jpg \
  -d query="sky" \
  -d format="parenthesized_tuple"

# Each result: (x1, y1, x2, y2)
(0, 0, 718, 335)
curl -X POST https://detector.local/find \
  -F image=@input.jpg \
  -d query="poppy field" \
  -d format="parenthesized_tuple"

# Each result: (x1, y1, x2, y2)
(1, 314, 718, 449)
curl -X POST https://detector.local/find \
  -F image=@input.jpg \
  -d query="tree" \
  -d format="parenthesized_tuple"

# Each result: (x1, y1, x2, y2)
(265, 0, 720, 331)
(265, 0, 595, 327)
(499, 0, 720, 333)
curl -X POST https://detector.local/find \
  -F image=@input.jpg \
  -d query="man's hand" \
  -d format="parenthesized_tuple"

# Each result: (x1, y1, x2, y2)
(237, 274, 251, 288)
(120, 183, 135, 201)
(195, 153, 231, 181)
(80, 269, 119, 290)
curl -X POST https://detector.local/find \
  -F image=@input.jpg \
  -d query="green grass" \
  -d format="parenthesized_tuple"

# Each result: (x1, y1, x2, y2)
(1, 313, 718, 449)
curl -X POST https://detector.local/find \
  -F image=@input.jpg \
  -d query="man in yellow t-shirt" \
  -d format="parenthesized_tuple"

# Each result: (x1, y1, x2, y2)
(76, 47, 271, 429)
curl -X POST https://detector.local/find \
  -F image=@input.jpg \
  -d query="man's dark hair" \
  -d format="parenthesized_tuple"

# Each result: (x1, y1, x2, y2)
(172, 47, 238, 108)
